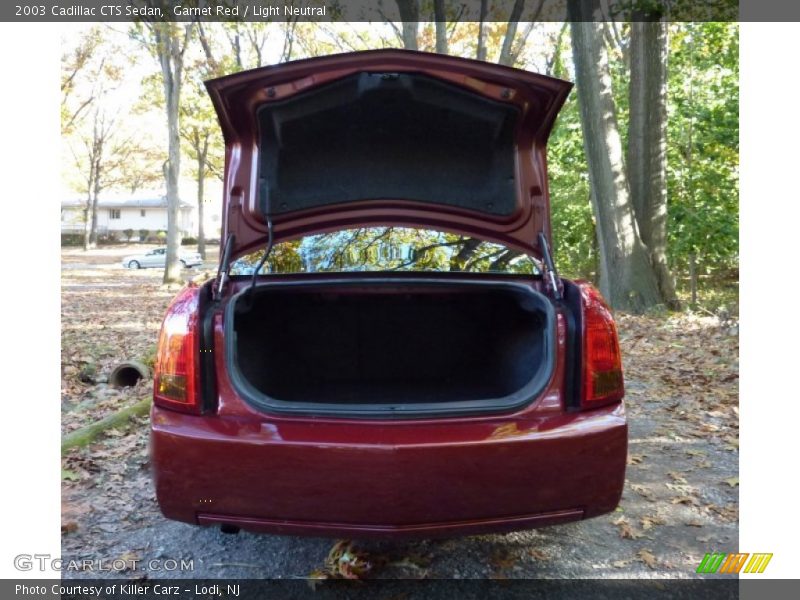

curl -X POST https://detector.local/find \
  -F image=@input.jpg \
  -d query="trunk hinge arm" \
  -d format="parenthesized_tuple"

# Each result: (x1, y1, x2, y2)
(243, 214, 275, 303)
(213, 233, 236, 300)
(537, 232, 562, 301)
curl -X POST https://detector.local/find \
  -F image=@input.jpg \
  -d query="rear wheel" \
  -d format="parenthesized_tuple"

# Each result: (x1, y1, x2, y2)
(127, 260, 140, 269)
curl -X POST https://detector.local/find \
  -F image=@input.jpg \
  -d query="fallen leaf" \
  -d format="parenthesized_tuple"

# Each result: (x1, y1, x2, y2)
(637, 549, 658, 569)
(489, 549, 517, 571)
(612, 559, 632, 568)
(708, 503, 738, 522)
(667, 472, 688, 485)
(61, 468, 80, 482)
(627, 454, 645, 466)
(528, 549, 550, 561)
(630, 484, 657, 502)
(640, 515, 665, 531)
(666, 482, 695, 495)
(723, 477, 739, 487)
(612, 517, 643, 540)
(61, 521, 78, 534)
(696, 535, 712, 543)
(307, 569, 330, 590)
(322, 540, 373, 580)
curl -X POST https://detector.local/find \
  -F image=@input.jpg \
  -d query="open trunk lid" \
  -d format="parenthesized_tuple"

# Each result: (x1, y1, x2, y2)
(205, 49, 572, 260)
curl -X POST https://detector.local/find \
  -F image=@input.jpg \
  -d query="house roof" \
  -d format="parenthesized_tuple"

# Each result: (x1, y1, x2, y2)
(62, 196, 193, 209)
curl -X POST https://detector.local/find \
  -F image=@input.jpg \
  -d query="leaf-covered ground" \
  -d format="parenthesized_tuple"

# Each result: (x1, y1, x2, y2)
(61, 246, 738, 580)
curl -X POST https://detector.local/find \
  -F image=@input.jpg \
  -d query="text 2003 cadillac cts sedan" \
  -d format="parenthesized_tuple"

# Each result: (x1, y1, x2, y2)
(150, 50, 627, 538)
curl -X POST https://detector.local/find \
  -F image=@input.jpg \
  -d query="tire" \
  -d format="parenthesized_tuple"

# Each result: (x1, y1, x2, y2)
(127, 260, 140, 269)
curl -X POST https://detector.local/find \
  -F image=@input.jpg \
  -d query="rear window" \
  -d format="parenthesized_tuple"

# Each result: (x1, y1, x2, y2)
(231, 227, 540, 276)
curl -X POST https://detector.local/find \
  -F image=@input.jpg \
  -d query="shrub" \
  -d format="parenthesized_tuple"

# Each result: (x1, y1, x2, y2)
(181, 236, 198, 245)
(156, 230, 167, 240)
(138, 229, 149, 242)
(61, 234, 83, 246)
(98, 231, 119, 244)
(123, 228, 134, 242)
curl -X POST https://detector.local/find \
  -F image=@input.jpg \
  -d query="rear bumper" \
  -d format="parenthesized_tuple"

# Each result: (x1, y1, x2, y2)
(150, 404, 627, 539)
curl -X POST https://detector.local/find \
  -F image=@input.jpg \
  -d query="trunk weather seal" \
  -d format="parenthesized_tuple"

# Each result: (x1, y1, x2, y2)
(223, 277, 556, 419)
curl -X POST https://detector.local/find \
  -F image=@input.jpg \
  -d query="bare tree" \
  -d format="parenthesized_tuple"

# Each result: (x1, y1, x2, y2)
(72, 109, 153, 250)
(567, 0, 662, 312)
(498, 0, 546, 66)
(476, 0, 489, 60)
(225, 22, 244, 69)
(73, 109, 113, 250)
(245, 23, 270, 67)
(61, 27, 121, 134)
(180, 78, 222, 261)
(280, 19, 300, 62)
(433, 0, 448, 54)
(186, 128, 210, 259)
(395, 0, 419, 50)
(628, 14, 680, 309)
(136, 13, 195, 284)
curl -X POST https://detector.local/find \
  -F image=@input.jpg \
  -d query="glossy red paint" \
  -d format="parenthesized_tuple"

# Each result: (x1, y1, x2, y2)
(205, 49, 572, 260)
(150, 293, 627, 537)
(151, 397, 626, 537)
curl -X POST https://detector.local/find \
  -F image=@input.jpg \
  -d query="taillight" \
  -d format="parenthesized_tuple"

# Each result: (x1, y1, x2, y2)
(578, 282, 624, 409)
(153, 285, 200, 414)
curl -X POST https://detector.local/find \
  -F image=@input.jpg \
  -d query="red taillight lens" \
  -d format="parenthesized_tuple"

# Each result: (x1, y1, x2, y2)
(579, 283, 624, 408)
(153, 285, 200, 414)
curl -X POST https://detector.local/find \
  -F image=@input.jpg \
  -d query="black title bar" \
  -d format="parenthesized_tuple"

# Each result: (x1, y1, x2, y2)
(4, 0, 785, 24)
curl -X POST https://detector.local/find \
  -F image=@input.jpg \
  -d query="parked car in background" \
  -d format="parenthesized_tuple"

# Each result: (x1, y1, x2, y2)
(150, 50, 627, 539)
(122, 247, 203, 269)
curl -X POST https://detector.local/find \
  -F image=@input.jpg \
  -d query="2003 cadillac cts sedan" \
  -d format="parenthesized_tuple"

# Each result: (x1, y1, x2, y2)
(150, 50, 628, 538)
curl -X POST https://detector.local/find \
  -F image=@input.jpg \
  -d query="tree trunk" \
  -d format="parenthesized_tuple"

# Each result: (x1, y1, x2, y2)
(164, 84, 182, 283)
(628, 16, 680, 310)
(433, 0, 448, 54)
(88, 158, 101, 247)
(567, 0, 662, 313)
(477, 0, 489, 60)
(82, 202, 91, 251)
(155, 24, 187, 284)
(498, 0, 525, 66)
(61, 397, 151, 454)
(82, 151, 94, 251)
(197, 144, 207, 260)
(395, 0, 419, 50)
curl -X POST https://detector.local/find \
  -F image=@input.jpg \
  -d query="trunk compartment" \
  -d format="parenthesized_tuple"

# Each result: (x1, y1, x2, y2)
(225, 279, 556, 417)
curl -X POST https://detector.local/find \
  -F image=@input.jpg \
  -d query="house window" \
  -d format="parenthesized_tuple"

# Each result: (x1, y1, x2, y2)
(140, 209, 146, 217)
(109, 209, 121, 219)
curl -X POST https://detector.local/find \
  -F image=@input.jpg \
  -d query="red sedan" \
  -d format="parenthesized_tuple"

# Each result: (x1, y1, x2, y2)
(150, 50, 627, 538)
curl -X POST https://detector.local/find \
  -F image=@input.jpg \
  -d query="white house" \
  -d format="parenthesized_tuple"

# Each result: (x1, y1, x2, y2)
(62, 196, 199, 240)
